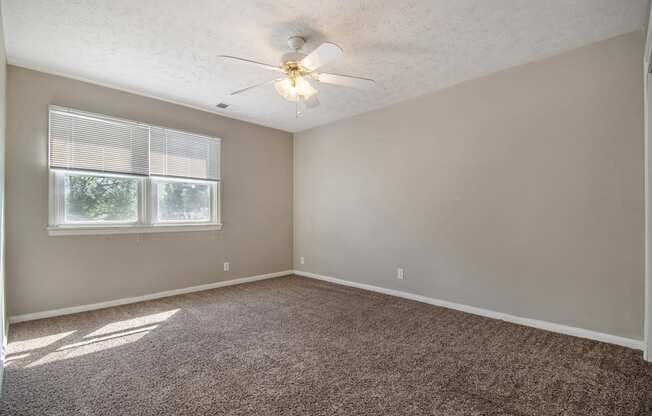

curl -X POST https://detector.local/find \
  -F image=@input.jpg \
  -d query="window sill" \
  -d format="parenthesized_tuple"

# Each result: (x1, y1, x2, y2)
(47, 223, 223, 236)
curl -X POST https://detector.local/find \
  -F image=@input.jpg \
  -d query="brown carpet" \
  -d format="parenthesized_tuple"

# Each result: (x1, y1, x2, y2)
(1, 275, 652, 415)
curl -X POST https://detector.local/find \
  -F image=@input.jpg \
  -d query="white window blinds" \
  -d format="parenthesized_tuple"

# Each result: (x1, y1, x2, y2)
(48, 106, 221, 181)
(49, 107, 150, 176)
(150, 127, 220, 181)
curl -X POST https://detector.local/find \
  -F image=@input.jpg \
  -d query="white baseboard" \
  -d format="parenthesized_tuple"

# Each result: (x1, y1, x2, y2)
(9, 268, 644, 352)
(9, 270, 293, 324)
(293, 270, 644, 351)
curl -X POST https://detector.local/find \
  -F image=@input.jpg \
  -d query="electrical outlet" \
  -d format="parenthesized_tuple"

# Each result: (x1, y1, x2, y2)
(300, 257, 305, 265)
(397, 268, 405, 280)
(223, 262, 230, 272)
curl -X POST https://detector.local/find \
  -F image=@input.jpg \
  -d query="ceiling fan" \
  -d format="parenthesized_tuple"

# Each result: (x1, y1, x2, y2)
(219, 36, 376, 117)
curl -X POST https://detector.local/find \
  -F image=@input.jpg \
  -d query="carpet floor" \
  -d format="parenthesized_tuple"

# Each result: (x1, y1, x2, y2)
(1, 275, 652, 415)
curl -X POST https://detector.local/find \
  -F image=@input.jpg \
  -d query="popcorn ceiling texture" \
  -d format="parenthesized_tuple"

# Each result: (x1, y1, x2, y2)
(1, 276, 652, 415)
(1, 0, 648, 132)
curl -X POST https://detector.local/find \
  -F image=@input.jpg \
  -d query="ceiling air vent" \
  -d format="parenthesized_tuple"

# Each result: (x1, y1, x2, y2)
(216, 103, 229, 109)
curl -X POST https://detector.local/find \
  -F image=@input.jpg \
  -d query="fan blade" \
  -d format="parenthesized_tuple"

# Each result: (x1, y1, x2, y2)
(300, 42, 343, 71)
(218, 55, 282, 72)
(317, 73, 376, 90)
(305, 95, 320, 109)
(230, 79, 279, 95)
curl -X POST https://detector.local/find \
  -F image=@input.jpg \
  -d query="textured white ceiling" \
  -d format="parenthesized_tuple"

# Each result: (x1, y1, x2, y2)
(1, 0, 648, 132)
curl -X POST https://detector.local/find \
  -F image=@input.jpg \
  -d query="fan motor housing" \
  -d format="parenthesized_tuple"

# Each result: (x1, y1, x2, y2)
(281, 51, 306, 66)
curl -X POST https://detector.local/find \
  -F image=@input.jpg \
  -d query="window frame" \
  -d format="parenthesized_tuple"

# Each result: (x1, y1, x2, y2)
(46, 106, 223, 236)
(48, 169, 222, 236)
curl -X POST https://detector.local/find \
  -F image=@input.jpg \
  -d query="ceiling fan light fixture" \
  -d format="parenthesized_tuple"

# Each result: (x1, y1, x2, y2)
(220, 36, 375, 116)
(274, 76, 317, 102)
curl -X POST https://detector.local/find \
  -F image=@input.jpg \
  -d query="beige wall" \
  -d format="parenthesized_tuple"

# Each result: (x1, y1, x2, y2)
(0, 7, 7, 384)
(294, 31, 645, 340)
(6, 66, 293, 316)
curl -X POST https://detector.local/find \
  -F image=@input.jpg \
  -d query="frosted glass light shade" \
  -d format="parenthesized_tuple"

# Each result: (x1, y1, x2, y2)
(274, 76, 317, 101)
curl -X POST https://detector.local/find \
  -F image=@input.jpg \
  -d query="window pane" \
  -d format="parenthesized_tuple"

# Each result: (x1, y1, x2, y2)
(64, 174, 139, 223)
(156, 181, 211, 222)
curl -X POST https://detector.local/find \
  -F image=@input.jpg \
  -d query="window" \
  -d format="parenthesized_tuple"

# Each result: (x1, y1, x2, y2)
(48, 106, 221, 235)
(152, 177, 215, 223)
(61, 171, 141, 224)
